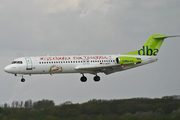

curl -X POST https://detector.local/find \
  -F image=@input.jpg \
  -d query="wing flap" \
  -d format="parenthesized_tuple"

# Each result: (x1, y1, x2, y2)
(75, 64, 121, 75)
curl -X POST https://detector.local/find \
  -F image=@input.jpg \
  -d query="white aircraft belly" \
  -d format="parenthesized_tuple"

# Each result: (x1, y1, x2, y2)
(22, 64, 78, 74)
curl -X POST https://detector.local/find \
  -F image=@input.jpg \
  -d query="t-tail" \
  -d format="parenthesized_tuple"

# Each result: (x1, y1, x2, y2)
(123, 34, 180, 56)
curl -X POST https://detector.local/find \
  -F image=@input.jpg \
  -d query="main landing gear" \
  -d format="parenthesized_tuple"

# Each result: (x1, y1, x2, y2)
(94, 75, 100, 82)
(80, 75, 87, 82)
(80, 74, 100, 82)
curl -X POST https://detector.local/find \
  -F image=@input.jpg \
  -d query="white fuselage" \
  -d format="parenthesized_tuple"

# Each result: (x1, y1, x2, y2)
(4, 54, 157, 76)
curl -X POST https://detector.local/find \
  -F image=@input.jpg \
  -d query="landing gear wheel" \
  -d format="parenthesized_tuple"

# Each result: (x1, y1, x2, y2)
(94, 75, 100, 82)
(21, 78, 25, 82)
(80, 76, 87, 82)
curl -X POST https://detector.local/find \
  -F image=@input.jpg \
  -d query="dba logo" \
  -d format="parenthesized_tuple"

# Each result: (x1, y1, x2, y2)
(138, 46, 159, 56)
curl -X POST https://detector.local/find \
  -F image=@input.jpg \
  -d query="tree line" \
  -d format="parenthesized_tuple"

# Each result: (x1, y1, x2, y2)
(0, 95, 180, 120)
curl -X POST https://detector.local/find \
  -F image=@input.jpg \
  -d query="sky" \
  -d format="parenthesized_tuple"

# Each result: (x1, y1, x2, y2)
(0, 0, 180, 105)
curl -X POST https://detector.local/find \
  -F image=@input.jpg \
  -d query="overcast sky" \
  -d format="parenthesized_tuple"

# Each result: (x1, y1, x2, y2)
(0, 0, 180, 105)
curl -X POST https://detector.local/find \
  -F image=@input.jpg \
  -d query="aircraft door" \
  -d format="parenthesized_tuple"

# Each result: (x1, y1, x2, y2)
(25, 57, 33, 70)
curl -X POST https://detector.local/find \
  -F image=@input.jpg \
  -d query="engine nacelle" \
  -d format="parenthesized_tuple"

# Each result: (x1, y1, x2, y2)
(116, 56, 142, 65)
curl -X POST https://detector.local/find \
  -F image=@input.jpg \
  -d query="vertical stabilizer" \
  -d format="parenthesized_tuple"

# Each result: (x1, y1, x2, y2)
(123, 34, 179, 56)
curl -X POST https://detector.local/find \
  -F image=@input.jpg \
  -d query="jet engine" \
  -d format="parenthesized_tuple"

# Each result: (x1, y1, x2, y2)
(116, 56, 142, 65)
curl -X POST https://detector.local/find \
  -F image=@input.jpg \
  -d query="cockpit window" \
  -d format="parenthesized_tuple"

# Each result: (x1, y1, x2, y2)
(12, 61, 23, 64)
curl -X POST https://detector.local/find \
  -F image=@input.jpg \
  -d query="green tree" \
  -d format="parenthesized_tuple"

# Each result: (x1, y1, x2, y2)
(24, 99, 33, 109)
(33, 99, 55, 110)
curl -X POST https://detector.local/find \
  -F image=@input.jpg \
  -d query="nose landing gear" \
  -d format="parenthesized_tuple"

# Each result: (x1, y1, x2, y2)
(21, 77, 25, 82)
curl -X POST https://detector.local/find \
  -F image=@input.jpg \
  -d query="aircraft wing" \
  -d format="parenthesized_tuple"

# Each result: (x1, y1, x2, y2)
(75, 64, 123, 75)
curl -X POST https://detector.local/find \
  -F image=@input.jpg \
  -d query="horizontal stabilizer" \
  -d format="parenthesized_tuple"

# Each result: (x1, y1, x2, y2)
(153, 35, 180, 39)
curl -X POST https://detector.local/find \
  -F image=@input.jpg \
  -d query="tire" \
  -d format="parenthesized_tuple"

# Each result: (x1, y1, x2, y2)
(80, 76, 87, 82)
(21, 78, 25, 82)
(94, 76, 100, 82)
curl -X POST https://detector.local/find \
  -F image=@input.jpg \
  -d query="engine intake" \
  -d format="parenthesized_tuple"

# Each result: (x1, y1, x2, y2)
(116, 57, 120, 64)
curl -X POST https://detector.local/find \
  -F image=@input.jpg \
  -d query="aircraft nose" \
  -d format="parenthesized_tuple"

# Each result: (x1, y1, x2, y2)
(4, 65, 12, 73)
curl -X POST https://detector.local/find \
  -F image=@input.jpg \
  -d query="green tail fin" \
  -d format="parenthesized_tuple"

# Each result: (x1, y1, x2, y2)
(123, 34, 179, 56)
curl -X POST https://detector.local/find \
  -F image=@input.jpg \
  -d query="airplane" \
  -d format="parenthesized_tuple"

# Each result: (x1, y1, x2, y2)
(4, 34, 179, 82)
